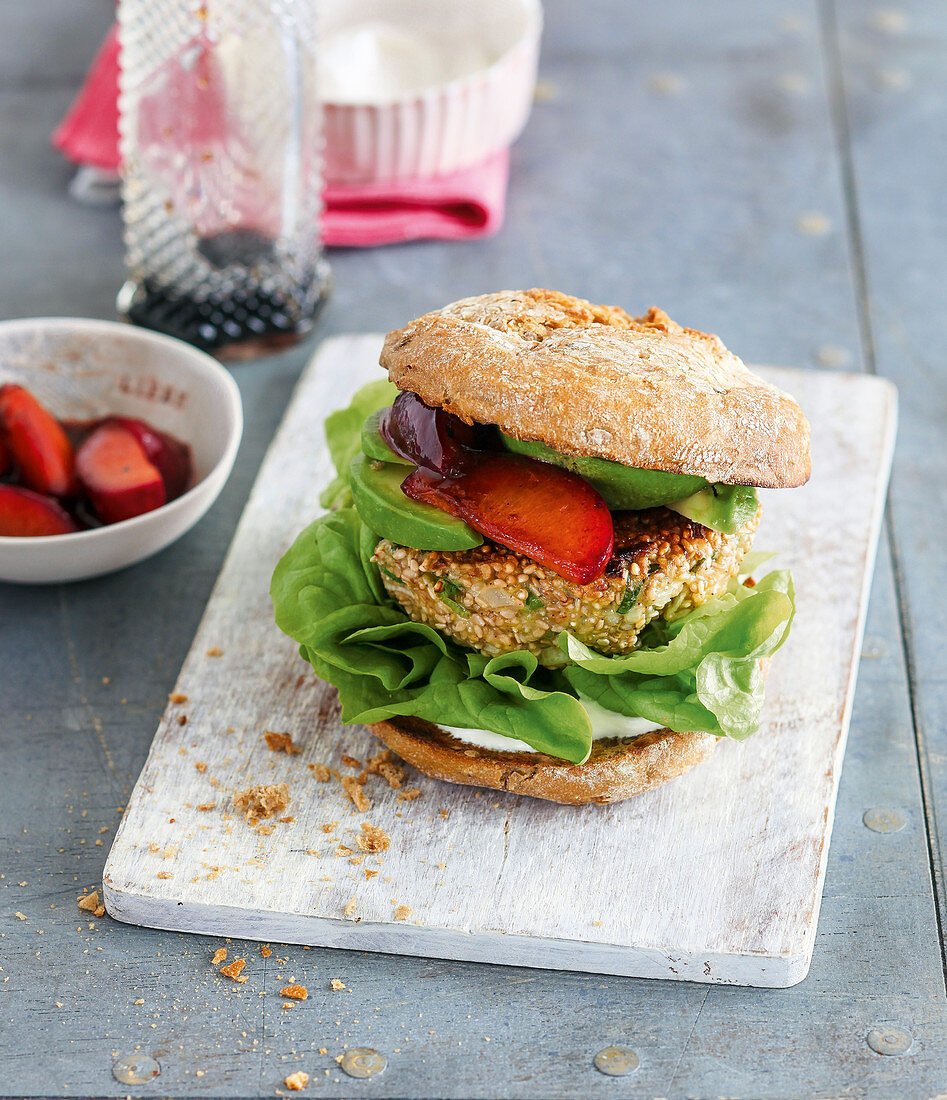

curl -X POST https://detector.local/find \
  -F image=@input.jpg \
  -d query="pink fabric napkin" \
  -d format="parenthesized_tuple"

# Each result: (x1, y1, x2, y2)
(322, 151, 508, 246)
(52, 26, 121, 172)
(52, 27, 508, 246)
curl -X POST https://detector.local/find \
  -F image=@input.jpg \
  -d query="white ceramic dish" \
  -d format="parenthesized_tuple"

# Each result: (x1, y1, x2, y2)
(0, 318, 242, 584)
(319, 0, 542, 184)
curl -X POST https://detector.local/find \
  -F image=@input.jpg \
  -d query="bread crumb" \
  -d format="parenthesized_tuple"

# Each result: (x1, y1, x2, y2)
(307, 763, 331, 781)
(211, 948, 228, 966)
(156, 871, 173, 880)
(341, 775, 370, 812)
(397, 788, 421, 802)
(279, 815, 295, 824)
(280, 984, 308, 1000)
(195, 761, 207, 773)
(365, 869, 379, 880)
(206, 646, 223, 657)
(260, 944, 272, 958)
(394, 905, 413, 921)
(233, 782, 290, 825)
(356, 823, 390, 853)
(284, 1071, 308, 1090)
(197, 802, 215, 812)
(335, 845, 353, 857)
(14, 912, 26, 920)
(341, 755, 363, 769)
(321, 821, 337, 834)
(177, 714, 188, 726)
(77, 890, 99, 912)
(318, 1047, 327, 1055)
(169, 692, 188, 703)
(330, 979, 345, 991)
(264, 731, 300, 755)
(366, 749, 406, 789)
(220, 958, 246, 981)
(93, 905, 106, 918)
(592, 920, 603, 927)
(134, 998, 144, 1005)
(255, 825, 275, 836)
(343, 898, 357, 918)
(282, 1002, 293, 1009)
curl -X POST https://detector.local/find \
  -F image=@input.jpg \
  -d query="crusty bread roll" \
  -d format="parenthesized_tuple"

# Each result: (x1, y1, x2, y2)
(381, 288, 811, 489)
(369, 716, 717, 805)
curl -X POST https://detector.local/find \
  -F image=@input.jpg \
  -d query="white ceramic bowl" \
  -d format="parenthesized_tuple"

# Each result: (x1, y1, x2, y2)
(320, 0, 543, 185)
(0, 318, 242, 584)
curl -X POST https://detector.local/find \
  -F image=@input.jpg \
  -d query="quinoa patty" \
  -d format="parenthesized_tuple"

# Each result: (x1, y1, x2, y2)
(374, 505, 761, 664)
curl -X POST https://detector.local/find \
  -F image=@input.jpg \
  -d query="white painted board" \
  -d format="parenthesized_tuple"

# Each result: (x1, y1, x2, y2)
(104, 334, 897, 987)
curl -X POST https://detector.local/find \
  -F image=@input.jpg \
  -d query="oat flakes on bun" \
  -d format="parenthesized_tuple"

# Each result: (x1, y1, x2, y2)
(273, 289, 810, 804)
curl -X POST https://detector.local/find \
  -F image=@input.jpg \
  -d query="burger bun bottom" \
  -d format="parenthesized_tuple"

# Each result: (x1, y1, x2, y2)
(368, 716, 717, 805)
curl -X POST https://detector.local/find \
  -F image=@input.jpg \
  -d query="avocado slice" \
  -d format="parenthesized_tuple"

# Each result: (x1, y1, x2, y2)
(500, 431, 757, 533)
(350, 453, 483, 551)
(361, 409, 412, 465)
(499, 432, 708, 509)
(667, 484, 759, 535)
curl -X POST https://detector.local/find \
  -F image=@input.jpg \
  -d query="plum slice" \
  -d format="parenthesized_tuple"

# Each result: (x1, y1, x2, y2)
(402, 454, 614, 585)
(0, 384, 77, 497)
(102, 416, 192, 500)
(380, 391, 482, 476)
(76, 423, 166, 525)
(0, 484, 78, 536)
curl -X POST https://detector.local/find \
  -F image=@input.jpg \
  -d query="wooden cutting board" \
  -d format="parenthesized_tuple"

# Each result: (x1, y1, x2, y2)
(103, 335, 896, 987)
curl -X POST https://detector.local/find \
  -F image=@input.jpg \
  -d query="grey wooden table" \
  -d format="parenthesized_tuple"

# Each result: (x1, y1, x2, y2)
(1, 1, 945, 1096)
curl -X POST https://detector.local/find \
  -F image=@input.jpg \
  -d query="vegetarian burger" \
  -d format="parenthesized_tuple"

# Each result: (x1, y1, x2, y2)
(272, 289, 810, 804)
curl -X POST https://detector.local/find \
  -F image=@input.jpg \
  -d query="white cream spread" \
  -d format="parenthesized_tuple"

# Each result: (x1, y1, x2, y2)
(440, 697, 665, 754)
(319, 21, 493, 103)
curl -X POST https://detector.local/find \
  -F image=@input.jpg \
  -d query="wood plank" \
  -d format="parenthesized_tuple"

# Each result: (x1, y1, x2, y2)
(103, 334, 895, 987)
(830, 0, 947, 960)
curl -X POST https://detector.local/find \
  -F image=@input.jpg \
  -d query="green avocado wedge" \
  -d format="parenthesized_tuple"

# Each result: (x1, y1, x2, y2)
(499, 431, 757, 533)
(349, 453, 484, 551)
(361, 409, 413, 465)
(669, 484, 759, 535)
(499, 432, 708, 508)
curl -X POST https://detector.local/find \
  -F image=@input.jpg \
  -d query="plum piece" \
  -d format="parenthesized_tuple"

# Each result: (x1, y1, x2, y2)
(380, 391, 481, 476)
(76, 423, 166, 525)
(103, 416, 192, 499)
(0, 434, 10, 477)
(402, 453, 614, 585)
(0, 484, 78, 536)
(0, 384, 77, 496)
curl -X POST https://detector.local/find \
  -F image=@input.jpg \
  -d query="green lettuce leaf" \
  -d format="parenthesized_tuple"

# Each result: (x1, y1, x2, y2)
(560, 570, 794, 741)
(319, 378, 398, 510)
(273, 508, 594, 762)
(272, 505, 795, 762)
(271, 381, 796, 763)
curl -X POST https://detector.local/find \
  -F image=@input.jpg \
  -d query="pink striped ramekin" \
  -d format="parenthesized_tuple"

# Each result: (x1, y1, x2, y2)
(321, 0, 543, 186)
